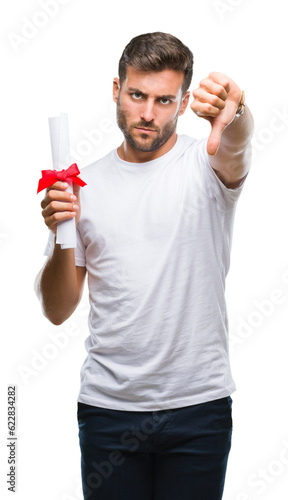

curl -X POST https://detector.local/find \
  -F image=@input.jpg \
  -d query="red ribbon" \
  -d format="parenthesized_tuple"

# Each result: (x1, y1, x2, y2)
(37, 163, 87, 194)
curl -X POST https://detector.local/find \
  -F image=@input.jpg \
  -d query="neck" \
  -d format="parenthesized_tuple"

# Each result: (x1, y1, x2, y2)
(117, 132, 177, 163)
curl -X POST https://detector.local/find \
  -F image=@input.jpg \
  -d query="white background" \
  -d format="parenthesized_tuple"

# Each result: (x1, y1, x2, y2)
(1, 1, 288, 499)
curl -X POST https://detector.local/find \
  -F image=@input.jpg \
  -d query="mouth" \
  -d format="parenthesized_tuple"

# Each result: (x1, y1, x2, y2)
(135, 127, 157, 134)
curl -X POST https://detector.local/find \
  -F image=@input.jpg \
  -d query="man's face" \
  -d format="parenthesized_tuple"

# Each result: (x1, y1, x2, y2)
(113, 67, 190, 156)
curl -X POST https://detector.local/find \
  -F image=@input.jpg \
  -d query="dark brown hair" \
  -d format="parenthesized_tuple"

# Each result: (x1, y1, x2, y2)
(118, 32, 194, 94)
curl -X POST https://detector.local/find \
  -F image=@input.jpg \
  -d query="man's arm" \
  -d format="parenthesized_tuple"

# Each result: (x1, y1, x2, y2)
(191, 72, 254, 188)
(35, 245, 86, 325)
(35, 181, 86, 325)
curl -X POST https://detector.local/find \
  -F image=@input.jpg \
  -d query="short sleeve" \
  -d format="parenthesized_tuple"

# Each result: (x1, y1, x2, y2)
(43, 226, 86, 268)
(195, 138, 249, 211)
(43, 230, 55, 257)
(75, 227, 86, 267)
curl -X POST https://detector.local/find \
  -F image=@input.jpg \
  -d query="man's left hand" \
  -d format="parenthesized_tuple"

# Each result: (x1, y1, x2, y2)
(191, 72, 242, 156)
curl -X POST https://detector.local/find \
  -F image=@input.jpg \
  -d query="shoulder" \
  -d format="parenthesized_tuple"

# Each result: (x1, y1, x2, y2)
(175, 134, 210, 169)
(177, 134, 198, 150)
(78, 149, 115, 183)
(176, 134, 208, 158)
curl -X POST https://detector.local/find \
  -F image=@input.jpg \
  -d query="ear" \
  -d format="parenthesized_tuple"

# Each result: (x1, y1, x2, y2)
(179, 91, 190, 116)
(113, 77, 120, 103)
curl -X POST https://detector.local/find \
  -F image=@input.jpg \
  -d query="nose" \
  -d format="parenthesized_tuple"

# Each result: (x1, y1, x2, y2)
(140, 99, 155, 123)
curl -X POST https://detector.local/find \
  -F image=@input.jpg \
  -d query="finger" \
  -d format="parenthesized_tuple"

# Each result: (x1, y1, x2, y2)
(207, 121, 227, 156)
(47, 188, 76, 202)
(44, 211, 76, 231)
(208, 73, 231, 94)
(198, 78, 229, 101)
(192, 88, 226, 111)
(41, 188, 76, 209)
(42, 200, 79, 217)
(46, 181, 69, 192)
(73, 183, 81, 201)
(41, 181, 70, 209)
(191, 100, 221, 118)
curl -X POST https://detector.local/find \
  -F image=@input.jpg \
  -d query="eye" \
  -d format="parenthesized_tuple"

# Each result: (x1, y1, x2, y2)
(131, 92, 142, 100)
(159, 97, 171, 105)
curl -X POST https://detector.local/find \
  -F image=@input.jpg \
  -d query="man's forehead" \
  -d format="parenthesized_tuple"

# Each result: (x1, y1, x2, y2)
(123, 67, 184, 96)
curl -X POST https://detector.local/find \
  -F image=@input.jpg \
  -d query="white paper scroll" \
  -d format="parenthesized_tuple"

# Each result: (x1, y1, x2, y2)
(48, 113, 76, 249)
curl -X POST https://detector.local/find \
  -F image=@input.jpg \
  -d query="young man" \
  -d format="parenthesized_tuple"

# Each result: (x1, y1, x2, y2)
(37, 32, 254, 500)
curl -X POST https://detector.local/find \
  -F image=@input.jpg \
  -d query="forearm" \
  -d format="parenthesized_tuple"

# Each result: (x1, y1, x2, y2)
(218, 104, 254, 155)
(210, 105, 254, 186)
(36, 239, 81, 325)
(191, 72, 255, 187)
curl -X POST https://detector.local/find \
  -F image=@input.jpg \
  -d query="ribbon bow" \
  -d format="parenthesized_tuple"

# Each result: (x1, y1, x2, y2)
(37, 163, 87, 194)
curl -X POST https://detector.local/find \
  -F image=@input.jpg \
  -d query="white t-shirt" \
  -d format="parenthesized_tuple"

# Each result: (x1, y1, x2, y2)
(46, 134, 248, 411)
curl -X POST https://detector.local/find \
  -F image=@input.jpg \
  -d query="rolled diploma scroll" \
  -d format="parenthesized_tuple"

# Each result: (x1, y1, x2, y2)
(48, 113, 76, 249)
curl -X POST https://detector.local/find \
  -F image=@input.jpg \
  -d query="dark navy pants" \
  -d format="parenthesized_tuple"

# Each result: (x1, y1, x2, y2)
(77, 396, 233, 500)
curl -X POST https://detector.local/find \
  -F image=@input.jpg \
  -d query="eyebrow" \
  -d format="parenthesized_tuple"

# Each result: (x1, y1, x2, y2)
(127, 87, 177, 100)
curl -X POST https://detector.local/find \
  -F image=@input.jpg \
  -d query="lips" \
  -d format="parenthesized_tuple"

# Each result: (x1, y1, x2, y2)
(135, 127, 157, 134)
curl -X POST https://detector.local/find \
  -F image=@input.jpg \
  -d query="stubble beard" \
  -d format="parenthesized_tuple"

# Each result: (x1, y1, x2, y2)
(116, 100, 179, 153)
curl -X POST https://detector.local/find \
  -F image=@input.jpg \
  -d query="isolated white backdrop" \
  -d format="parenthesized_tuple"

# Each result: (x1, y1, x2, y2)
(1, 1, 288, 499)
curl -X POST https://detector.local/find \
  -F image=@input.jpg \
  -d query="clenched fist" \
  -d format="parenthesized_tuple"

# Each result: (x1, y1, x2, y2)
(191, 72, 242, 156)
(41, 181, 81, 234)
